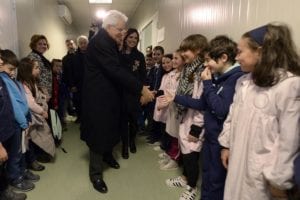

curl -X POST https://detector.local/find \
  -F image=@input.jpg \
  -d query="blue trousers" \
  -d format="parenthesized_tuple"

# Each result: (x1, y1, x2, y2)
(201, 139, 226, 200)
(3, 131, 25, 182)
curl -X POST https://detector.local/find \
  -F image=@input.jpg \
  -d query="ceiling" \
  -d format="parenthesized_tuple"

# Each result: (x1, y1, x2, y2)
(57, 0, 142, 35)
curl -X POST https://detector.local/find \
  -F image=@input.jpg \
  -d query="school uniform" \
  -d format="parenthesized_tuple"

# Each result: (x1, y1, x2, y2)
(295, 155, 300, 188)
(146, 64, 165, 142)
(175, 65, 244, 199)
(23, 84, 56, 158)
(0, 76, 15, 193)
(154, 69, 181, 152)
(178, 73, 205, 188)
(0, 72, 30, 184)
(218, 72, 300, 200)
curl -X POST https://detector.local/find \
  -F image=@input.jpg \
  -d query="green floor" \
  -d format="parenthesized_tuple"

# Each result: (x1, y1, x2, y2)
(26, 123, 186, 200)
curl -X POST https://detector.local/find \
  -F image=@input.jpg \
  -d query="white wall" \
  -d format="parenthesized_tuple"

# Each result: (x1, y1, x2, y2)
(15, 0, 78, 60)
(131, 0, 300, 53)
(0, 0, 19, 55)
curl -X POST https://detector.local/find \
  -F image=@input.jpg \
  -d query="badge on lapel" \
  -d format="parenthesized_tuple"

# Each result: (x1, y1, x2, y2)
(132, 60, 140, 71)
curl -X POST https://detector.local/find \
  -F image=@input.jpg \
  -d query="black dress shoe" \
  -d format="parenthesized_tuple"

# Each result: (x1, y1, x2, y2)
(122, 146, 129, 159)
(10, 177, 35, 192)
(103, 157, 120, 169)
(1, 188, 27, 200)
(129, 142, 136, 154)
(24, 170, 40, 182)
(92, 179, 108, 193)
(29, 161, 45, 171)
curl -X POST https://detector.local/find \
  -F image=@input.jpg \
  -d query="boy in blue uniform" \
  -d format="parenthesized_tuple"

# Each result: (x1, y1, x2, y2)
(0, 49, 28, 199)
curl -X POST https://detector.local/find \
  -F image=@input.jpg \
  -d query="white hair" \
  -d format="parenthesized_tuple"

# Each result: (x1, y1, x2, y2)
(76, 35, 88, 44)
(102, 10, 128, 29)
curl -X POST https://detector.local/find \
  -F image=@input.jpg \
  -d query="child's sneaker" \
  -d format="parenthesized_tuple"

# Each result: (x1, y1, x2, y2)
(179, 186, 197, 200)
(158, 157, 170, 165)
(158, 152, 169, 159)
(160, 159, 178, 170)
(166, 176, 187, 188)
(153, 146, 162, 151)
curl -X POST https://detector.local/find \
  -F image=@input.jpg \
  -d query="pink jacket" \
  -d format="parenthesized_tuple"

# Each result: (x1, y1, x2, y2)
(23, 84, 44, 115)
(218, 73, 300, 200)
(153, 70, 180, 123)
(178, 79, 205, 154)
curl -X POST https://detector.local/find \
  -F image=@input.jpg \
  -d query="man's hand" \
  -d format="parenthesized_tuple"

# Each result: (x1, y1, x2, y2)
(141, 86, 154, 105)
(221, 148, 230, 169)
(0, 143, 8, 162)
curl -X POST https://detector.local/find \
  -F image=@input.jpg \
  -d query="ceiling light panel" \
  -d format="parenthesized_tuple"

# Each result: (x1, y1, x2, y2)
(89, 0, 112, 4)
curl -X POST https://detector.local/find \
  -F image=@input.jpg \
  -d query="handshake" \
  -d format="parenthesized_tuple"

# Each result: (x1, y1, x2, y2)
(140, 87, 176, 106)
(140, 86, 155, 105)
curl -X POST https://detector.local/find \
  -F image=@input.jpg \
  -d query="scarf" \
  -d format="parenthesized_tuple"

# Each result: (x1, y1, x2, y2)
(0, 72, 29, 129)
(175, 57, 204, 117)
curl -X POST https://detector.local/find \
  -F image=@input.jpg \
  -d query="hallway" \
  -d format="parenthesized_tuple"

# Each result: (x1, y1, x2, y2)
(26, 123, 185, 200)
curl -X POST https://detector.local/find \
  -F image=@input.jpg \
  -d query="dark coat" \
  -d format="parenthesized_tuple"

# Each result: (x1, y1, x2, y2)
(80, 28, 143, 154)
(70, 49, 86, 89)
(62, 52, 75, 88)
(0, 77, 15, 143)
(120, 49, 146, 117)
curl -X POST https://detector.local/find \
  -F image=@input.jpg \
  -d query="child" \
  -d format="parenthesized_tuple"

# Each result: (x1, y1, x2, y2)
(145, 53, 154, 76)
(0, 50, 28, 199)
(51, 59, 67, 131)
(153, 54, 178, 170)
(167, 36, 244, 200)
(0, 49, 35, 193)
(156, 51, 184, 170)
(146, 46, 165, 145)
(218, 24, 300, 200)
(164, 34, 208, 200)
(17, 58, 56, 167)
(293, 154, 300, 199)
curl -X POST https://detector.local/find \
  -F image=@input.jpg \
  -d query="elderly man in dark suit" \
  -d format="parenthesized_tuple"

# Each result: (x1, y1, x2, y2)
(80, 10, 154, 193)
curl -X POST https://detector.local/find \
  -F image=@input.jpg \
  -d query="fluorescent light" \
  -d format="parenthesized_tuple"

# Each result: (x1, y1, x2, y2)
(89, 0, 112, 3)
(96, 10, 107, 19)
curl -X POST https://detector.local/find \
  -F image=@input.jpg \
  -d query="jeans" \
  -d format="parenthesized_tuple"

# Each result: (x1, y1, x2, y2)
(2, 130, 25, 182)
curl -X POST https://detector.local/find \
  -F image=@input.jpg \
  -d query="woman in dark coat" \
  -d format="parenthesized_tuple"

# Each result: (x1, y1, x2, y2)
(120, 28, 146, 159)
(80, 10, 153, 194)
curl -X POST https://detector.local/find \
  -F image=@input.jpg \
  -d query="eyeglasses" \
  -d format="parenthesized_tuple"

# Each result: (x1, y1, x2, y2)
(111, 25, 127, 33)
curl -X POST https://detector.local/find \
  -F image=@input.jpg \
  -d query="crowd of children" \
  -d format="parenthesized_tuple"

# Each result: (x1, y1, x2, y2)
(0, 22, 299, 200)
(0, 47, 67, 199)
(142, 23, 300, 200)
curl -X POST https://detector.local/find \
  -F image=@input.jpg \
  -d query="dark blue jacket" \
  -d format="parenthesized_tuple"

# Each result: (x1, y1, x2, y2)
(147, 64, 164, 91)
(174, 66, 244, 142)
(0, 77, 15, 143)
